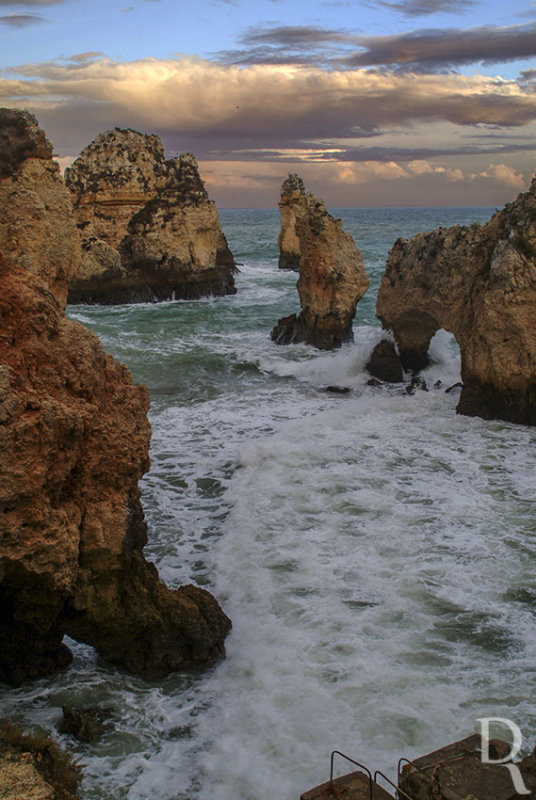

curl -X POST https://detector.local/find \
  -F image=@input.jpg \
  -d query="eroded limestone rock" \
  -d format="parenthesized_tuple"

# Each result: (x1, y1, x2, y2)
(0, 109, 80, 308)
(376, 176, 536, 425)
(0, 111, 231, 684)
(277, 173, 306, 270)
(65, 129, 236, 303)
(272, 175, 369, 349)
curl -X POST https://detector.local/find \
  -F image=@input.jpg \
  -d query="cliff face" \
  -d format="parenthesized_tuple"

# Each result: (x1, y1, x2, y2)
(376, 177, 536, 425)
(0, 109, 80, 308)
(272, 175, 369, 349)
(65, 129, 236, 303)
(0, 110, 231, 684)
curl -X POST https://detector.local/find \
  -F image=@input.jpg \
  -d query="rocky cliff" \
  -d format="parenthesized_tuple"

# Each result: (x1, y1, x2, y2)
(0, 109, 231, 684)
(272, 175, 369, 349)
(376, 176, 536, 425)
(65, 129, 236, 303)
(0, 109, 81, 307)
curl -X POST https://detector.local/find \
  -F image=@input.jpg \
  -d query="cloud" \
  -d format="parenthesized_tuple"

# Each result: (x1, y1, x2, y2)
(198, 157, 529, 208)
(374, 0, 477, 16)
(216, 22, 536, 72)
(0, 13, 47, 26)
(345, 23, 536, 69)
(3, 55, 536, 155)
(2, 54, 535, 207)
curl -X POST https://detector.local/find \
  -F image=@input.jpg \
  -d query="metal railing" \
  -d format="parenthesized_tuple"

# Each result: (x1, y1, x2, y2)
(330, 751, 374, 800)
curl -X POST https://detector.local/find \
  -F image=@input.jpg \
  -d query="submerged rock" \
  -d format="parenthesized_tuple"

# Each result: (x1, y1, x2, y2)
(0, 110, 231, 684)
(65, 129, 236, 303)
(376, 175, 536, 425)
(59, 707, 114, 744)
(272, 175, 369, 349)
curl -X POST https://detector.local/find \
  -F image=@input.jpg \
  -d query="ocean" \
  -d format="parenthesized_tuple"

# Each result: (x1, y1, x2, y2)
(2, 206, 536, 800)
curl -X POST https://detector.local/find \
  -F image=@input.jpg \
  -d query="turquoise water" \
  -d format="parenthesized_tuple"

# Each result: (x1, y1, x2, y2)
(2, 207, 536, 800)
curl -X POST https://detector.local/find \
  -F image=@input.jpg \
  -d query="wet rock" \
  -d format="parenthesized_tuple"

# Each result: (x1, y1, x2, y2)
(445, 381, 463, 394)
(406, 376, 428, 395)
(59, 707, 114, 744)
(65, 130, 236, 303)
(366, 339, 404, 383)
(376, 174, 536, 425)
(325, 385, 351, 394)
(272, 175, 369, 349)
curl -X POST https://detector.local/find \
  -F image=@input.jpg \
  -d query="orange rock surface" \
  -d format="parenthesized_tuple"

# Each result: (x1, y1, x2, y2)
(0, 109, 231, 684)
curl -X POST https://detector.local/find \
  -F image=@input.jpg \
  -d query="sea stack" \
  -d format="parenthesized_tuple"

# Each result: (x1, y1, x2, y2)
(0, 109, 231, 684)
(376, 174, 536, 425)
(277, 172, 305, 270)
(65, 128, 236, 303)
(272, 174, 369, 349)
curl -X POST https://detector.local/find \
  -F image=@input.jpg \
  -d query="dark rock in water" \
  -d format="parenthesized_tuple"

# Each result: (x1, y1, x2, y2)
(366, 339, 404, 383)
(406, 376, 428, 395)
(446, 381, 464, 394)
(434, 379, 443, 389)
(272, 174, 369, 350)
(59, 706, 114, 743)
(271, 313, 298, 344)
(367, 377, 383, 386)
(325, 386, 351, 394)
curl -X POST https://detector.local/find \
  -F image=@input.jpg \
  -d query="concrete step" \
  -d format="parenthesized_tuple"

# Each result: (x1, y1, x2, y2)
(300, 769, 395, 800)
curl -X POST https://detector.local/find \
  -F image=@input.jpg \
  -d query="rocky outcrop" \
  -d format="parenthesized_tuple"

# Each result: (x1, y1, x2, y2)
(65, 129, 236, 303)
(277, 173, 305, 270)
(366, 339, 404, 383)
(0, 719, 82, 800)
(0, 109, 80, 307)
(0, 109, 231, 684)
(272, 175, 369, 349)
(376, 176, 536, 425)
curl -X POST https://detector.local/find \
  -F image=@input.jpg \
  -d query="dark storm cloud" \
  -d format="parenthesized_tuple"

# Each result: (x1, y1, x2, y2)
(216, 22, 536, 71)
(375, 0, 477, 16)
(345, 23, 536, 69)
(215, 24, 359, 66)
(241, 24, 353, 46)
(0, 13, 46, 26)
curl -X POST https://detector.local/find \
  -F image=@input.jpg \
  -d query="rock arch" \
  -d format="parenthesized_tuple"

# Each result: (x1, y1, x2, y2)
(376, 179, 536, 425)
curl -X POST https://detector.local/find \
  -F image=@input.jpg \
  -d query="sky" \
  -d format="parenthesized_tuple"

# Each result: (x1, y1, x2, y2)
(1, 0, 536, 207)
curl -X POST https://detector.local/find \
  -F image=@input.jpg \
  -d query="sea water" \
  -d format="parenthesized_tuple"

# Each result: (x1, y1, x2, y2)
(2, 207, 536, 800)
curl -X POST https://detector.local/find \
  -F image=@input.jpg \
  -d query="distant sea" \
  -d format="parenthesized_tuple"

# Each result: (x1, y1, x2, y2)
(2, 207, 536, 800)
